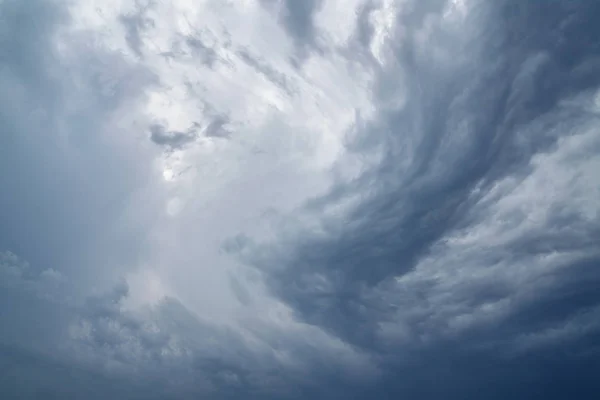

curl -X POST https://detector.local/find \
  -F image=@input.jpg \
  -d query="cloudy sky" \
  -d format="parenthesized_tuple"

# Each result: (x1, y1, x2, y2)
(1, 0, 599, 398)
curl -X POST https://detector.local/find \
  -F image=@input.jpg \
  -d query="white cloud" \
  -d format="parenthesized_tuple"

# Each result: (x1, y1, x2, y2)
(55, 0, 387, 329)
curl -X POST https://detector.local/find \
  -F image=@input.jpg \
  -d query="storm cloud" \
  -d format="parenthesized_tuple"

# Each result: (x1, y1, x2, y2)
(1, 0, 599, 399)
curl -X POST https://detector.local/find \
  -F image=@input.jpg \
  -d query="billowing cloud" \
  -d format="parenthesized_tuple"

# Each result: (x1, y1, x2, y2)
(1, 0, 599, 399)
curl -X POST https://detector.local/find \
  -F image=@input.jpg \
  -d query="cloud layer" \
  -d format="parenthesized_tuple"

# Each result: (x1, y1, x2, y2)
(1, 0, 599, 398)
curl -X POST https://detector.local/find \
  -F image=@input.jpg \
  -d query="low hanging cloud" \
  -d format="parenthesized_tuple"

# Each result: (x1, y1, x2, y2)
(1, 0, 600, 399)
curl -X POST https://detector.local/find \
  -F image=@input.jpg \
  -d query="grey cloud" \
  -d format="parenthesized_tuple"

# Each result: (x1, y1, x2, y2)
(280, 0, 322, 43)
(246, 0, 600, 331)
(1, 268, 278, 399)
(0, 0, 157, 289)
(149, 123, 197, 149)
(0, 343, 156, 400)
(0, 0, 74, 274)
(1, 0, 365, 398)
(65, 282, 374, 399)
(121, 14, 154, 57)
(153, 19, 223, 68)
(341, 1, 380, 65)
(3, 0, 600, 399)
(204, 115, 232, 138)
(184, 36, 219, 67)
(160, 32, 223, 68)
(260, 0, 322, 48)
(149, 117, 231, 149)
(238, 48, 296, 96)
(229, 0, 600, 397)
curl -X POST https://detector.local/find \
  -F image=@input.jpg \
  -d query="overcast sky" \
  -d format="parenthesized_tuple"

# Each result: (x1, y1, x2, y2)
(1, 0, 599, 398)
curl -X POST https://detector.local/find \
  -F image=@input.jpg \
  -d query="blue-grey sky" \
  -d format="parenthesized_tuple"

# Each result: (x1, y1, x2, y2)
(1, 0, 599, 398)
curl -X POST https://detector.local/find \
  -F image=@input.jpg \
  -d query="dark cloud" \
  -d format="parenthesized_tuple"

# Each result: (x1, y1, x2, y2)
(230, 0, 600, 397)
(121, 13, 155, 57)
(247, 0, 600, 326)
(238, 48, 296, 96)
(280, 0, 322, 43)
(149, 124, 197, 148)
(65, 282, 375, 400)
(149, 117, 231, 148)
(0, 0, 77, 274)
(183, 36, 219, 67)
(260, 0, 322, 45)
(0, 247, 371, 399)
(0, 344, 146, 400)
(259, 0, 325, 65)
(204, 115, 232, 138)
(2, 0, 600, 399)
(0, 0, 157, 288)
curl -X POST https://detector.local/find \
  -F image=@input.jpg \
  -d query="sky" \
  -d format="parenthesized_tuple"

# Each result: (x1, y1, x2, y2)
(0, 0, 599, 398)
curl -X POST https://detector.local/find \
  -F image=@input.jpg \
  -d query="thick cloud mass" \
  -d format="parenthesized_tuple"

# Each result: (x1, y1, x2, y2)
(1, 0, 599, 399)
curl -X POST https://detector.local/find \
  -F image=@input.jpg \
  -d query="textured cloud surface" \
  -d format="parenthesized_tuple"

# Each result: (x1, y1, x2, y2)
(1, 0, 599, 398)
